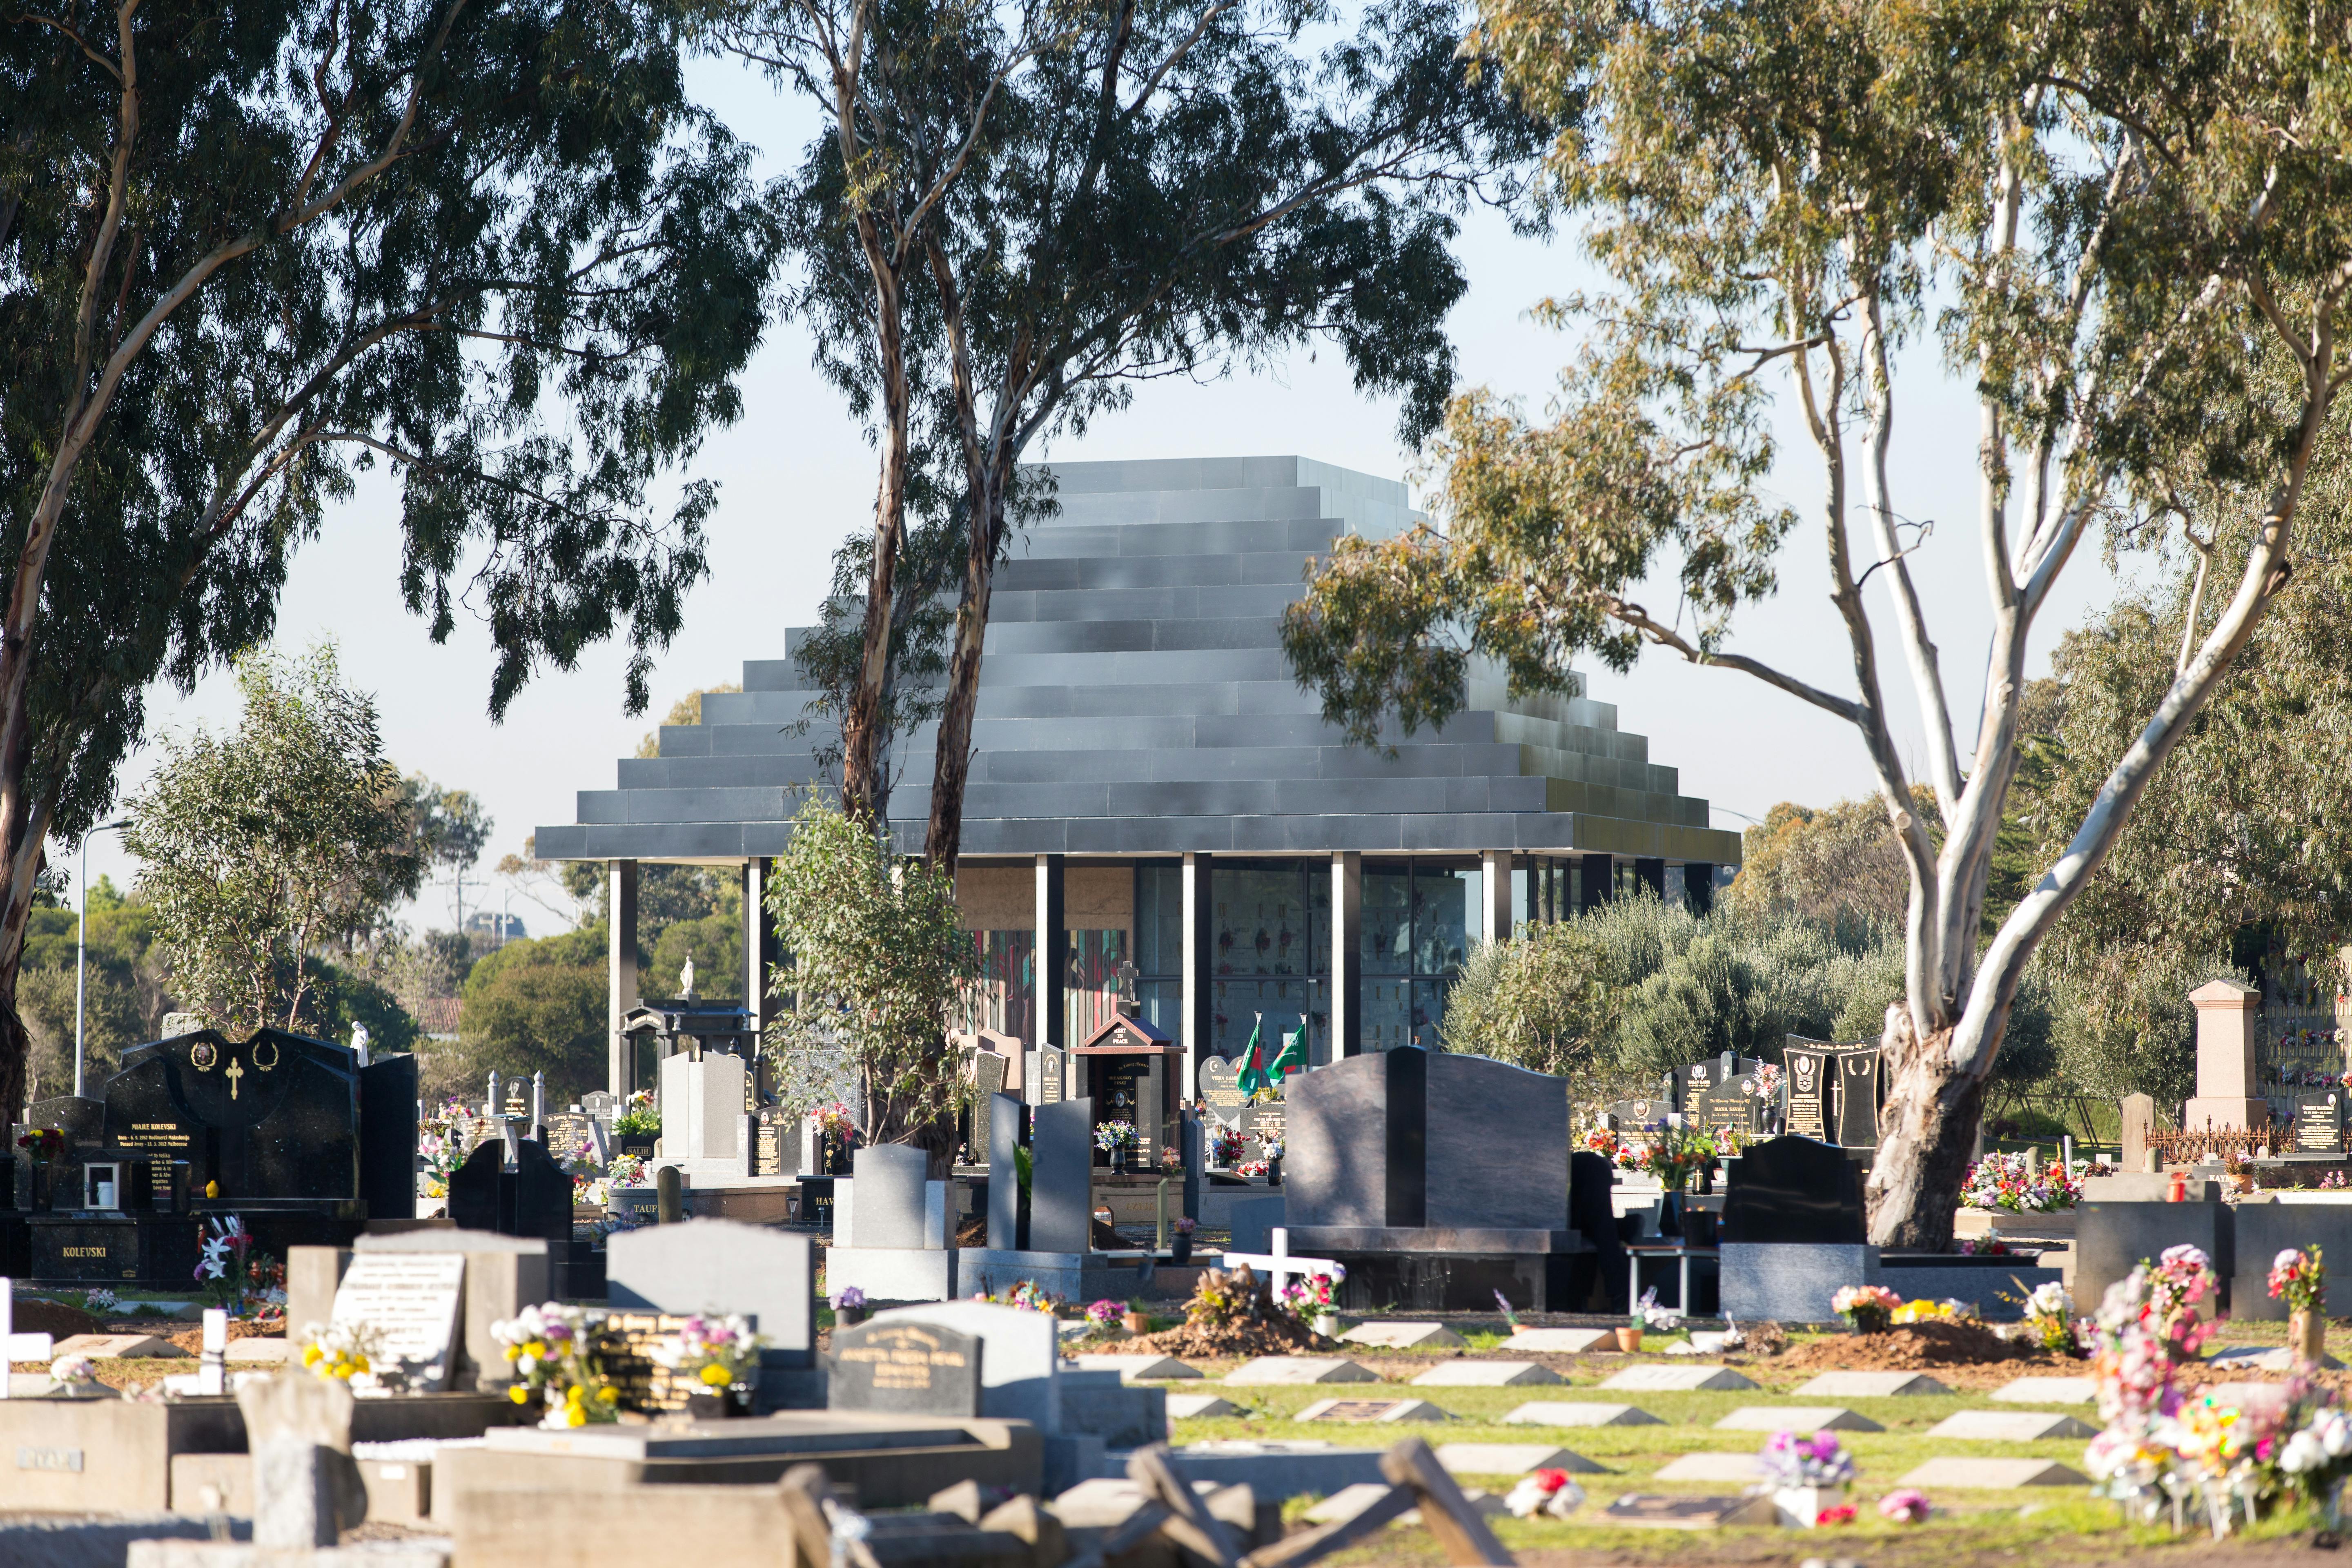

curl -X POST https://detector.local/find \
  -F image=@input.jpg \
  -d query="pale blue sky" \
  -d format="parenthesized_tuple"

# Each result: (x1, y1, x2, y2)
(65, 52, 2126, 933)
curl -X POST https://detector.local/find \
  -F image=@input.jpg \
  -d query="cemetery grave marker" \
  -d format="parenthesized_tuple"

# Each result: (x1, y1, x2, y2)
(751, 1107, 799, 1178)
(1782, 1045, 1830, 1141)
(1832, 1047, 1884, 1146)
(1167, 1394, 1244, 1420)
(1223, 1357, 1379, 1385)
(1296, 1398, 1453, 1423)
(327, 1251, 465, 1390)
(1504, 1328, 1610, 1353)
(2299, 1090, 2348, 1154)
(1599, 1494, 1774, 1529)
(1654, 1452, 1763, 1483)
(599, 1311, 718, 1412)
(1713, 1406, 1882, 1433)
(1198, 1058, 1247, 1131)
(1434, 1443, 1603, 1477)
(1501, 1402, 1660, 1427)
(1340, 1323, 1465, 1350)
(1071, 1355, 1203, 1382)
(1599, 1366, 1758, 1392)
(1795, 1371, 1950, 1398)
(1408, 1362, 1559, 1388)
(829, 1319, 984, 1417)
(1897, 1457, 2089, 1489)
(1926, 1411, 2098, 1441)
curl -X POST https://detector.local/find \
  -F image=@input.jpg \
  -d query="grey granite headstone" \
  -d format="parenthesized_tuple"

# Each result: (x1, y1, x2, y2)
(987, 1094, 1027, 1250)
(861, 1302, 1063, 1429)
(1030, 1098, 1095, 1254)
(845, 1144, 930, 1250)
(606, 1218, 817, 1367)
(828, 1319, 982, 1416)
(1287, 1047, 1568, 1230)
(2231, 1201, 2352, 1318)
(1719, 1242, 1877, 1323)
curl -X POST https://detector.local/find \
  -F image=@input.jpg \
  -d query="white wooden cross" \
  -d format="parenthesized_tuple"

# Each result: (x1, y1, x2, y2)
(0, 1281, 56, 1399)
(1220, 1227, 1343, 1300)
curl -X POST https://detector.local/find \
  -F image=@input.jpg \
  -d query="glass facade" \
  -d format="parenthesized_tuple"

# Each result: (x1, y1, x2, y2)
(1134, 862, 1185, 1041)
(1363, 860, 1480, 1050)
(1210, 860, 1331, 1065)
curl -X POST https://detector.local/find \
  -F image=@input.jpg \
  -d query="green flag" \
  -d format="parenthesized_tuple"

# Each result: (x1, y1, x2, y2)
(1267, 1024, 1307, 1082)
(1237, 1014, 1267, 1096)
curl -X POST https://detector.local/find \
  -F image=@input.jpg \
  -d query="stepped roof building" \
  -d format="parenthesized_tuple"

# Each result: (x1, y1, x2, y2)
(538, 457, 1741, 1094)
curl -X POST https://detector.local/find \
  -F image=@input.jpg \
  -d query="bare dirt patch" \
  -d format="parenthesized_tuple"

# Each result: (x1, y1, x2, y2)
(1764, 1319, 2066, 1373)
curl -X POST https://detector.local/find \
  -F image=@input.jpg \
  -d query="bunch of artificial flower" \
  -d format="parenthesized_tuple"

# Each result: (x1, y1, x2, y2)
(1756, 1429, 1857, 1490)
(1581, 1127, 1620, 1158)
(2018, 1280, 2079, 1356)
(1084, 1299, 1127, 1330)
(1890, 1297, 1968, 1326)
(1093, 1120, 1138, 1153)
(1208, 1126, 1246, 1165)
(48, 1353, 96, 1387)
(1504, 1468, 1584, 1520)
(299, 1320, 388, 1389)
(2269, 1246, 2327, 1315)
(1630, 1286, 1683, 1333)
(1278, 1267, 1344, 1319)
(812, 1103, 857, 1144)
(1830, 1284, 1899, 1332)
(974, 1280, 1060, 1314)
(652, 1314, 761, 1395)
(490, 1302, 619, 1427)
(1959, 1151, 2086, 1212)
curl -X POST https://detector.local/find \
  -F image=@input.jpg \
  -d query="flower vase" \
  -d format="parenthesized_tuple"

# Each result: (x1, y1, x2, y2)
(1851, 1309, 1889, 1336)
(2292, 1307, 2327, 1366)
(1172, 1234, 1193, 1264)
(686, 1389, 746, 1420)
(1312, 1312, 1339, 1340)
(1123, 1311, 1150, 1334)
(1772, 1485, 1847, 1528)
(1613, 1326, 1643, 1352)
(1268, 1157, 1283, 1186)
(1110, 1147, 1128, 1176)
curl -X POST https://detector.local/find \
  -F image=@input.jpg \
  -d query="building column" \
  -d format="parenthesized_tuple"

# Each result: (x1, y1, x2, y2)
(1182, 852, 1212, 1096)
(1684, 862, 1716, 915)
(1330, 852, 1362, 1062)
(1034, 853, 1067, 1051)
(743, 858, 781, 1030)
(607, 860, 639, 1097)
(1633, 857, 1666, 898)
(1481, 850, 1514, 945)
(1580, 853, 1614, 913)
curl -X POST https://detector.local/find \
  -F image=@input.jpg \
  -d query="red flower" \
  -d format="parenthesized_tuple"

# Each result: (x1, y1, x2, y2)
(1816, 1504, 1858, 1526)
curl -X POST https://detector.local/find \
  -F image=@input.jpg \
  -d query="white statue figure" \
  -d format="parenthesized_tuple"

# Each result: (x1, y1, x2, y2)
(680, 956, 696, 1000)
(350, 1023, 371, 1067)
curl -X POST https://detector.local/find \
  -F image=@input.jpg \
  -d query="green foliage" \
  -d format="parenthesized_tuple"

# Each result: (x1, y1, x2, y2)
(650, 913, 743, 1002)
(444, 922, 611, 1104)
(765, 799, 977, 1146)
(1441, 920, 1630, 1080)
(124, 646, 419, 1035)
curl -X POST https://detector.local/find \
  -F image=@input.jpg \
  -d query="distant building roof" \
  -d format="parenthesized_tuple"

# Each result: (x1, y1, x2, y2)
(535, 456, 1741, 865)
(413, 996, 461, 1040)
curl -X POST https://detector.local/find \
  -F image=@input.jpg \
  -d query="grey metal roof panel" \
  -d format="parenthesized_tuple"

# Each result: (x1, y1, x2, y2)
(538, 457, 1735, 866)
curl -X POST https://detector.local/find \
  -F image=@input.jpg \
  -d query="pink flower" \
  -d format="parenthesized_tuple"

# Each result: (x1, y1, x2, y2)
(1878, 1488, 1931, 1523)
(1816, 1504, 1857, 1526)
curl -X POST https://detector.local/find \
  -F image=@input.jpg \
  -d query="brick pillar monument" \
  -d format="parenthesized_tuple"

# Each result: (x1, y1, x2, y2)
(2183, 978, 2270, 1131)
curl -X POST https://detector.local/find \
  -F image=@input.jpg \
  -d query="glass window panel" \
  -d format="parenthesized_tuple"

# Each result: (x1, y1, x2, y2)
(1413, 977, 1457, 1048)
(1664, 864, 1686, 907)
(1412, 865, 1477, 977)
(1214, 866, 1313, 977)
(1136, 979, 1182, 1041)
(1363, 865, 1412, 975)
(1065, 929, 1128, 1044)
(1207, 978, 1326, 1063)
(1135, 863, 1184, 978)
(1363, 976, 1412, 1052)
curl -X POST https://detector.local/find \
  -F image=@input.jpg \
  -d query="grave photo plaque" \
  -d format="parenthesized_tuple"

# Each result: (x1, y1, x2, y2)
(2299, 1091, 2347, 1154)
(1241, 1102, 1287, 1161)
(828, 1319, 983, 1416)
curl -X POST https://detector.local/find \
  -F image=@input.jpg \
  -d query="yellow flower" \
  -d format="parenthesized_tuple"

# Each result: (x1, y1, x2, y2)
(505, 1346, 522, 1362)
(301, 1345, 324, 1367)
(508, 1385, 530, 1405)
(596, 1386, 618, 1404)
(528, 1341, 548, 1361)
(565, 1384, 585, 1404)
(350, 1356, 368, 1373)
(699, 1363, 731, 1388)
(566, 1405, 587, 1427)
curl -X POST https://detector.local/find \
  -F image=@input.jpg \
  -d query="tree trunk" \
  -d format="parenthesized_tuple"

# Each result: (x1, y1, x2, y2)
(1863, 1003, 1988, 1249)
(925, 473, 1004, 873)
(838, 274, 910, 831)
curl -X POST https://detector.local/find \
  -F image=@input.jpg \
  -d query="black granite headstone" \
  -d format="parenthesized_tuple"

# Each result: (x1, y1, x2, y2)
(1569, 1149, 1628, 1313)
(359, 1053, 418, 1221)
(973, 1051, 1007, 1107)
(2297, 1091, 2347, 1154)
(1782, 1047, 1830, 1141)
(1240, 1101, 1287, 1162)
(1721, 1136, 1864, 1245)
(987, 1094, 1027, 1250)
(26, 1096, 105, 1151)
(827, 1319, 982, 1416)
(1031, 1048, 1065, 1105)
(751, 1107, 797, 1176)
(1832, 1049, 1882, 1147)
(101, 1029, 359, 1200)
(445, 1136, 572, 1240)
(1030, 1097, 1094, 1254)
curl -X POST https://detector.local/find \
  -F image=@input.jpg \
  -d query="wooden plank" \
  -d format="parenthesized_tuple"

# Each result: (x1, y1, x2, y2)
(1129, 1445, 1242, 1568)
(1380, 1439, 1513, 1567)
(1240, 1486, 1415, 1568)
(778, 1464, 840, 1568)
(1061, 1500, 1172, 1568)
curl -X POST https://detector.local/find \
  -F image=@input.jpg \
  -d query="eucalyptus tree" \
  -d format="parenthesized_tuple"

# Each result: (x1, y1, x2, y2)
(1281, 0, 2352, 1243)
(721, 0, 1539, 860)
(0, 0, 780, 1104)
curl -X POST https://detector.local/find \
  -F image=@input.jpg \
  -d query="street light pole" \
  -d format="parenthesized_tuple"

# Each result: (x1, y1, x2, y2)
(76, 820, 128, 1099)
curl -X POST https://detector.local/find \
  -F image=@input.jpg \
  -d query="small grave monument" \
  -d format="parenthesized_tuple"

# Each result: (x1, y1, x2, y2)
(828, 1318, 983, 1416)
(327, 1252, 465, 1390)
(1070, 1013, 1180, 1167)
(826, 1145, 955, 1302)
(1718, 1136, 1873, 1323)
